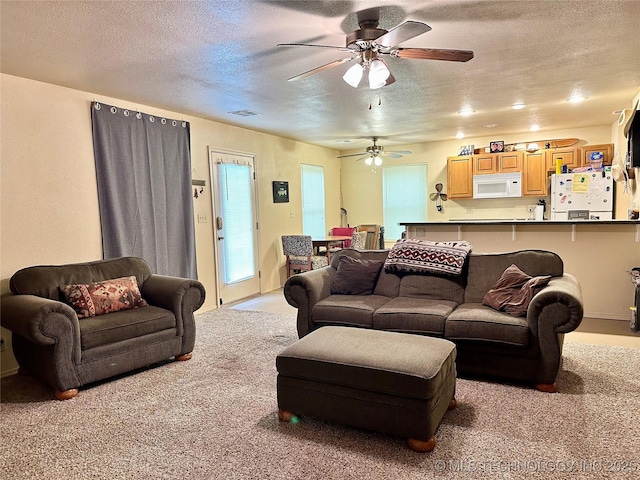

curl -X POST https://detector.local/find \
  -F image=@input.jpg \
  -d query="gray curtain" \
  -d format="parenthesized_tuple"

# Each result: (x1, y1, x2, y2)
(91, 102, 197, 279)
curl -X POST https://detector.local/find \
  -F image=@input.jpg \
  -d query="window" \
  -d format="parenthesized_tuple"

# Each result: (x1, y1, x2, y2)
(301, 164, 325, 238)
(382, 164, 428, 241)
(217, 162, 255, 284)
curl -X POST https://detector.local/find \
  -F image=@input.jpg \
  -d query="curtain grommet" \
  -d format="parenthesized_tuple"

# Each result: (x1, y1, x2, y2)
(172, 120, 177, 126)
(149, 116, 155, 122)
(124, 110, 130, 117)
(110, 106, 117, 114)
(136, 112, 142, 120)
(161, 118, 167, 125)
(94, 102, 101, 110)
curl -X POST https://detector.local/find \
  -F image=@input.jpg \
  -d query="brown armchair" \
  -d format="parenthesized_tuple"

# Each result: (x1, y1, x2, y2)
(1, 257, 205, 400)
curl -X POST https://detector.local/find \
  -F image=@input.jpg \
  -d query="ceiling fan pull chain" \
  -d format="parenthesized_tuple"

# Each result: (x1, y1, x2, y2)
(378, 95, 382, 106)
(368, 102, 372, 110)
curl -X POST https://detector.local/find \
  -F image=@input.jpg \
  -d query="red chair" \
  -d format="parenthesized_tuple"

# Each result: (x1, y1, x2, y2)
(329, 227, 355, 248)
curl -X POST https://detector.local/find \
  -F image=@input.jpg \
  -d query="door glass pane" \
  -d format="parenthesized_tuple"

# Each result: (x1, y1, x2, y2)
(217, 163, 255, 284)
(382, 164, 428, 241)
(301, 164, 325, 238)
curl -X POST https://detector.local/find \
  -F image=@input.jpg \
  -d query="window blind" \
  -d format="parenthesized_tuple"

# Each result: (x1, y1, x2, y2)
(382, 163, 428, 241)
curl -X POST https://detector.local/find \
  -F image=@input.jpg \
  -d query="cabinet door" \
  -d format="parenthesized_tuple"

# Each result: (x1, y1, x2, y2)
(582, 144, 614, 166)
(498, 151, 523, 172)
(473, 154, 496, 174)
(547, 148, 582, 171)
(447, 156, 473, 198)
(523, 151, 547, 196)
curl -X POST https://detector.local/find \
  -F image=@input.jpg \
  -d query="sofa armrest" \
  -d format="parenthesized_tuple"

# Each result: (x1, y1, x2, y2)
(283, 266, 336, 337)
(527, 273, 584, 335)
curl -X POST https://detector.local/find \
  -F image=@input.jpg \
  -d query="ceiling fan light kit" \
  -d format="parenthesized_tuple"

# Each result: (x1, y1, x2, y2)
(278, 15, 473, 89)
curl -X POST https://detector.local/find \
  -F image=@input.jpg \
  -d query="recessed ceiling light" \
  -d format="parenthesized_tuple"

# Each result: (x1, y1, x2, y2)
(458, 109, 475, 117)
(335, 139, 352, 143)
(455, 132, 465, 139)
(567, 95, 586, 103)
(530, 125, 540, 132)
(512, 103, 525, 110)
(484, 123, 497, 128)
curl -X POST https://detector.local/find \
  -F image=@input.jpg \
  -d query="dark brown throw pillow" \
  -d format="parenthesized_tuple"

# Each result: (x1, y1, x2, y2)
(482, 264, 551, 317)
(330, 256, 385, 295)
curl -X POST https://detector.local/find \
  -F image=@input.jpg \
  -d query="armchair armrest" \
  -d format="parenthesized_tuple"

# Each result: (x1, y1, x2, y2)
(141, 275, 206, 316)
(283, 266, 335, 337)
(1, 294, 80, 346)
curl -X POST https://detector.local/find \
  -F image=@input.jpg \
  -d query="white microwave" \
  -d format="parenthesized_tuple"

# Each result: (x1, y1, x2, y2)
(473, 172, 522, 199)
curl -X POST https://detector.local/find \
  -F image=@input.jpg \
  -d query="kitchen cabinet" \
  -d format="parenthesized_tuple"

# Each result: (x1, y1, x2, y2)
(546, 148, 582, 171)
(473, 151, 522, 174)
(522, 151, 548, 196)
(497, 151, 523, 173)
(473, 154, 496, 174)
(582, 143, 614, 166)
(447, 156, 473, 198)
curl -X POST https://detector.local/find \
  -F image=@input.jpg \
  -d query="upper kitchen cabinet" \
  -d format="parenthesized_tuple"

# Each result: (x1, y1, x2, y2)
(497, 151, 523, 173)
(522, 151, 547, 196)
(473, 151, 523, 175)
(582, 143, 614, 166)
(447, 156, 473, 198)
(473, 154, 496, 174)
(546, 147, 582, 171)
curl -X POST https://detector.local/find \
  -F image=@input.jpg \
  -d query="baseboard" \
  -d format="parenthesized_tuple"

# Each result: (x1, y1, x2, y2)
(583, 311, 631, 322)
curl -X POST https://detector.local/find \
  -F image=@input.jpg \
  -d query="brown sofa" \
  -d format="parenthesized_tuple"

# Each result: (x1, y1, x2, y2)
(284, 248, 584, 391)
(1, 257, 205, 399)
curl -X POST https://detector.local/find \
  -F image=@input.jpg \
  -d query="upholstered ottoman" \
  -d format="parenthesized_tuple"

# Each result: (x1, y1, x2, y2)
(276, 326, 457, 452)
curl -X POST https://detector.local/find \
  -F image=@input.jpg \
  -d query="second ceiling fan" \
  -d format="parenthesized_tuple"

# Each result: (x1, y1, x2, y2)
(278, 10, 474, 89)
(337, 137, 412, 171)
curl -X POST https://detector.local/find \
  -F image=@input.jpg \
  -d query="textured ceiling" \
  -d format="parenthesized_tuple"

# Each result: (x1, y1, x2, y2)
(2, 1, 639, 151)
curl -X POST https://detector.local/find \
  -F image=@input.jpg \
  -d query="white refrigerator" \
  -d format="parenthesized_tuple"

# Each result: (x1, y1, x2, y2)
(550, 171, 614, 220)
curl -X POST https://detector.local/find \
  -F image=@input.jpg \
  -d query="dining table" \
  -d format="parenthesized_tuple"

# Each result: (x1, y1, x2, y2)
(311, 235, 353, 262)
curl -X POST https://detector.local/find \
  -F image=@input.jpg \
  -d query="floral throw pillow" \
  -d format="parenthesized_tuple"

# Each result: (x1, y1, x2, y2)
(60, 276, 148, 319)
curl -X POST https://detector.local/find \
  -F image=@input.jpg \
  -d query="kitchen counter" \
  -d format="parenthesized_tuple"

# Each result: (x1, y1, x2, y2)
(403, 219, 638, 226)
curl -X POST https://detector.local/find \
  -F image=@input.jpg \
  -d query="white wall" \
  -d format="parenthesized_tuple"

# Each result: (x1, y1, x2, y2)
(0, 74, 342, 374)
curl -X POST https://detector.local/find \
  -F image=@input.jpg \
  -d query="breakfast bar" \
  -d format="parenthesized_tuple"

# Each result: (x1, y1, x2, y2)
(401, 220, 639, 322)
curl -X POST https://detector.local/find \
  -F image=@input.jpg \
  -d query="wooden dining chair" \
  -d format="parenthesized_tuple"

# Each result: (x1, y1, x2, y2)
(281, 235, 328, 277)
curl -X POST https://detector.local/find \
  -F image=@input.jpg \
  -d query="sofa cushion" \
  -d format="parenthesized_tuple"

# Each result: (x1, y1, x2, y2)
(10, 257, 153, 301)
(330, 256, 384, 295)
(464, 250, 563, 303)
(373, 297, 458, 335)
(60, 276, 149, 319)
(313, 295, 392, 328)
(399, 274, 465, 304)
(384, 239, 472, 276)
(79, 305, 176, 350)
(482, 264, 552, 317)
(445, 303, 529, 346)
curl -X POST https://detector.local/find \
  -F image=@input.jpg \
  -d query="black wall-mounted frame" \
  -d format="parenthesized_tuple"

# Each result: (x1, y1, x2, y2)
(272, 181, 289, 203)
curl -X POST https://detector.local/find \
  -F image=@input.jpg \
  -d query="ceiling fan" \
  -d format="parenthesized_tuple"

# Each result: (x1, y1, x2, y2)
(277, 11, 474, 89)
(337, 137, 412, 170)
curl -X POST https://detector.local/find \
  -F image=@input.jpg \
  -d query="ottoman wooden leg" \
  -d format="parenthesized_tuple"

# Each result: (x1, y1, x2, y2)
(278, 409, 299, 424)
(408, 437, 436, 453)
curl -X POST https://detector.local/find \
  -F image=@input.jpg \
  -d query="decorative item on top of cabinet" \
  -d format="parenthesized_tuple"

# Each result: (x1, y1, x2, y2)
(447, 156, 473, 198)
(523, 151, 547, 196)
(582, 144, 613, 167)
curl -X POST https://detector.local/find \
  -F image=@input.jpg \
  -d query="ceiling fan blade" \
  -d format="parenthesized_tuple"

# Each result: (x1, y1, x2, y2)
(337, 151, 368, 158)
(355, 155, 371, 162)
(387, 150, 412, 155)
(375, 21, 432, 48)
(429, 193, 438, 201)
(440, 194, 448, 201)
(287, 57, 356, 82)
(392, 47, 474, 62)
(384, 153, 403, 159)
(277, 43, 350, 52)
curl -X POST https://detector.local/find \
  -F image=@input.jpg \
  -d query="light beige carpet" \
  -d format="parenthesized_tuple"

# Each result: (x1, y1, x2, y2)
(1, 308, 638, 479)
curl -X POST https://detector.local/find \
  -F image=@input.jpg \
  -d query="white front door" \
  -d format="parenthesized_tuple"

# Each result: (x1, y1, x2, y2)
(209, 149, 260, 305)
